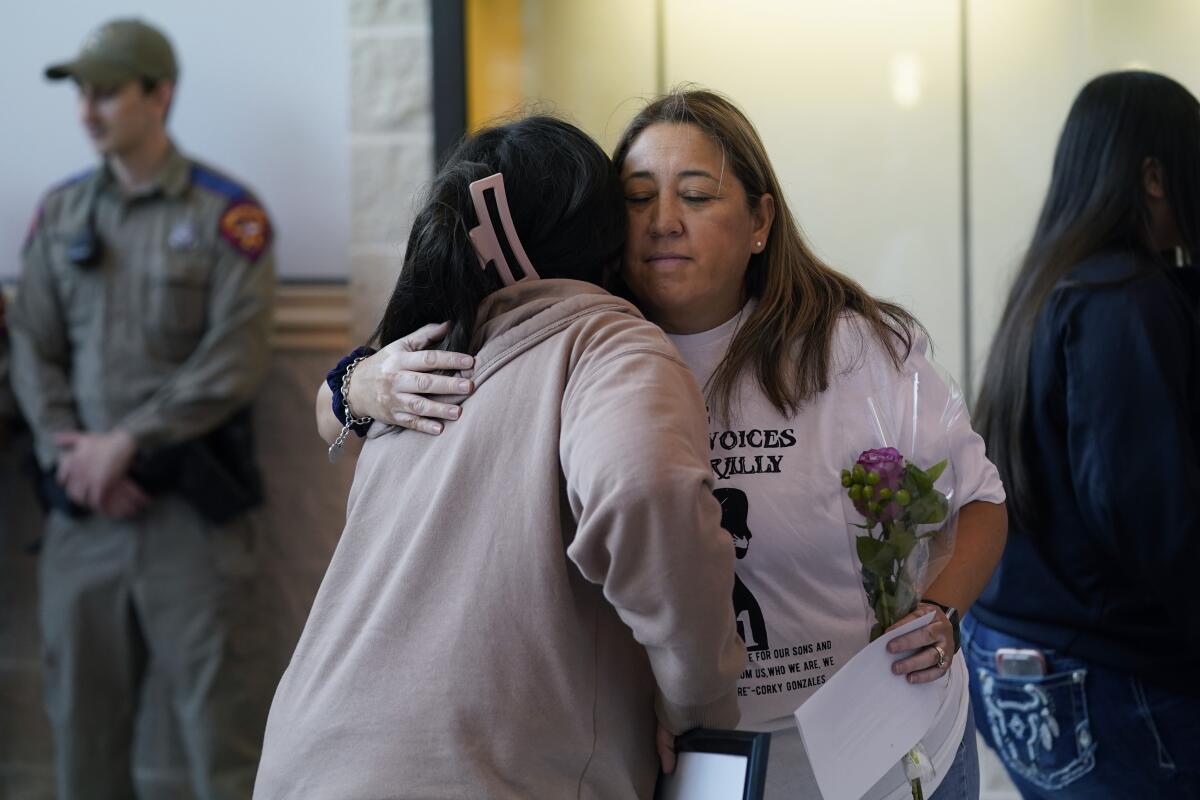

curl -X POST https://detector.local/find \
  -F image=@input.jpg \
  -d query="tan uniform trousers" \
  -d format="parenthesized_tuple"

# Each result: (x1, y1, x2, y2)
(38, 494, 263, 800)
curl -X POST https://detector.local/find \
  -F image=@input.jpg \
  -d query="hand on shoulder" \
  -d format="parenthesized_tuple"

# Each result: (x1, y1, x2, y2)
(346, 322, 476, 435)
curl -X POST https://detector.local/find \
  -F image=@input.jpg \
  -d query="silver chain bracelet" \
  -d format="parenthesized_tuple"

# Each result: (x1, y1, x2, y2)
(328, 356, 374, 463)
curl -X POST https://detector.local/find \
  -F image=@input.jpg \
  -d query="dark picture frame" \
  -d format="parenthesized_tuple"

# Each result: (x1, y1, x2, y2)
(430, 0, 467, 166)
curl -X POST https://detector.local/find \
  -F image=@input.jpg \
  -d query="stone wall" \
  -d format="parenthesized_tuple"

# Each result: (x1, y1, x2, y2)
(349, 0, 434, 341)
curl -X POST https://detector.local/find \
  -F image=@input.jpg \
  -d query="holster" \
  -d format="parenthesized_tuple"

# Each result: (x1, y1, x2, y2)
(29, 407, 264, 526)
(132, 406, 264, 525)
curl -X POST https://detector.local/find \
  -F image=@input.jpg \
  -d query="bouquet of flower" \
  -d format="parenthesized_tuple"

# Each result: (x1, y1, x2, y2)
(841, 447, 950, 641)
(837, 366, 965, 800)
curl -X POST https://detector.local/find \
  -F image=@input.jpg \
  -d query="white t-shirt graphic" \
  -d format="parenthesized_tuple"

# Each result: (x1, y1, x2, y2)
(668, 303, 1005, 798)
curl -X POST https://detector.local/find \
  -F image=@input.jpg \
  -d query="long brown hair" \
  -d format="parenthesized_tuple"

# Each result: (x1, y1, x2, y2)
(612, 88, 920, 421)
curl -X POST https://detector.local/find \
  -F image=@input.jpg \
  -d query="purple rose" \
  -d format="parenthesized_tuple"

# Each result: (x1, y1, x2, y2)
(857, 447, 905, 489)
(853, 447, 905, 522)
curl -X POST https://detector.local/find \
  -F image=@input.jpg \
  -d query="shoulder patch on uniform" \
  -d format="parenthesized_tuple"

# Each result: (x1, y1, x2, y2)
(190, 163, 248, 200)
(219, 198, 272, 261)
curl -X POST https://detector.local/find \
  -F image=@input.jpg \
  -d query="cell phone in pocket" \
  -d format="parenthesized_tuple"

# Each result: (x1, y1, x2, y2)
(995, 647, 1047, 677)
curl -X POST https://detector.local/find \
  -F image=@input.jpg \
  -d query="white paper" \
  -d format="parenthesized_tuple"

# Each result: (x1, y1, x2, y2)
(793, 612, 946, 800)
(658, 751, 749, 800)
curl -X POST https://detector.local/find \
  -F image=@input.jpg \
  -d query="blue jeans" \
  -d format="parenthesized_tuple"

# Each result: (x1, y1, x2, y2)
(963, 615, 1200, 798)
(929, 702, 980, 800)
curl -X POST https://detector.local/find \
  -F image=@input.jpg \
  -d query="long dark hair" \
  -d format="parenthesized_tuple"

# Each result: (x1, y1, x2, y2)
(612, 88, 921, 422)
(371, 116, 626, 351)
(975, 71, 1200, 530)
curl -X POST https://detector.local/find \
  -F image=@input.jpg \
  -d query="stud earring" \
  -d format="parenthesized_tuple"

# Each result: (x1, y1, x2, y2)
(755, 241, 763, 249)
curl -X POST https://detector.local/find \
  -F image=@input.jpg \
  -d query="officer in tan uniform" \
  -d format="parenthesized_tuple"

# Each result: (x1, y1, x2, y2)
(8, 18, 273, 800)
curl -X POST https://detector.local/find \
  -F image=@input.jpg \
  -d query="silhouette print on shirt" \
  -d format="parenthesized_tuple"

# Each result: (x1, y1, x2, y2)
(715, 487, 769, 652)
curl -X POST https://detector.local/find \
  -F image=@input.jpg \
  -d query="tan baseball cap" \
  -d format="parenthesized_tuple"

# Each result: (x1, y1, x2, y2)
(45, 18, 178, 87)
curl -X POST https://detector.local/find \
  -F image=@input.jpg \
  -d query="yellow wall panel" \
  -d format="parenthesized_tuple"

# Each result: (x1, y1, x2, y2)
(466, 0, 525, 129)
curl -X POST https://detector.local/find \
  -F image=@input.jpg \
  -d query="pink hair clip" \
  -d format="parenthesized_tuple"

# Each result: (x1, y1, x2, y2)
(467, 172, 540, 286)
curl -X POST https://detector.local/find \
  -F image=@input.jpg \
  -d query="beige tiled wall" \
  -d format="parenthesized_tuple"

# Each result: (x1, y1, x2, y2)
(348, 0, 434, 341)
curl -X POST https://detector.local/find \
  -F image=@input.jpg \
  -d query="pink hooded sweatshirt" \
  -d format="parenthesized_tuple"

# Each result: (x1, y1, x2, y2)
(255, 279, 744, 799)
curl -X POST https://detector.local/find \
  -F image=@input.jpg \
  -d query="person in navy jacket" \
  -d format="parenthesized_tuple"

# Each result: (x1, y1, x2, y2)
(970, 70, 1200, 798)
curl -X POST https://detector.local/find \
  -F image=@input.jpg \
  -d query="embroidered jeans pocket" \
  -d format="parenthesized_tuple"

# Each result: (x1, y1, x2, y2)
(976, 663, 1097, 791)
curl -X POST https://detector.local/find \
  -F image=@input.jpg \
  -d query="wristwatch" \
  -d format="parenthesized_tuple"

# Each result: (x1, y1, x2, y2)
(921, 597, 961, 653)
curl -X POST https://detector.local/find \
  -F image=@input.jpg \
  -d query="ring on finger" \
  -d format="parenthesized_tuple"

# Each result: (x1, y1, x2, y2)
(931, 644, 948, 669)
